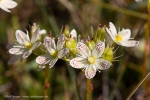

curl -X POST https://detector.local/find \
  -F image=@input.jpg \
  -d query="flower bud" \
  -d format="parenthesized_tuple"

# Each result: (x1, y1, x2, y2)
(65, 38, 77, 56)
(63, 25, 70, 38)
(85, 40, 95, 50)
(94, 25, 106, 42)
(102, 46, 113, 61)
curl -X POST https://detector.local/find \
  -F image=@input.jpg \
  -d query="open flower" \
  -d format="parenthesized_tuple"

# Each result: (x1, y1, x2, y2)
(36, 35, 69, 69)
(106, 22, 139, 47)
(8, 29, 41, 64)
(0, 0, 17, 12)
(70, 42, 110, 79)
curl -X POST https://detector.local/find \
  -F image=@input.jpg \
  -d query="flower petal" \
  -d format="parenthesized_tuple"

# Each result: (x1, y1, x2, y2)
(44, 36, 52, 48)
(70, 29, 77, 38)
(70, 57, 87, 69)
(15, 30, 29, 44)
(120, 40, 139, 47)
(8, 55, 21, 65)
(85, 65, 96, 79)
(109, 22, 117, 36)
(49, 59, 58, 68)
(31, 42, 41, 50)
(119, 29, 131, 41)
(39, 29, 46, 35)
(51, 38, 56, 50)
(22, 50, 32, 58)
(77, 42, 90, 58)
(0, 3, 11, 12)
(9, 48, 25, 55)
(31, 28, 40, 43)
(92, 42, 105, 58)
(57, 34, 65, 51)
(36, 54, 51, 65)
(1, 0, 17, 9)
(58, 48, 68, 58)
(96, 59, 110, 70)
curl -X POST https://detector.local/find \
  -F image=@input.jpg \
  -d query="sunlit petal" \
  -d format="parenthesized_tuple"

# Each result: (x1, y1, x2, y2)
(85, 65, 96, 79)
(36, 54, 51, 65)
(120, 40, 139, 47)
(22, 50, 32, 58)
(77, 42, 91, 58)
(70, 29, 77, 39)
(1, 0, 17, 9)
(57, 34, 65, 51)
(49, 59, 58, 68)
(70, 57, 87, 69)
(58, 48, 68, 58)
(92, 42, 105, 58)
(119, 29, 131, 41)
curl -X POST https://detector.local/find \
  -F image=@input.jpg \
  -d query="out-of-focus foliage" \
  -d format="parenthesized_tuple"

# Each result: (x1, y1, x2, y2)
(0, 0, 149, 100)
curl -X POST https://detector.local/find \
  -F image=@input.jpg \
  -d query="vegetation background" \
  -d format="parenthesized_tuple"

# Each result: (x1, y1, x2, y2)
(0, 0, 149, 100)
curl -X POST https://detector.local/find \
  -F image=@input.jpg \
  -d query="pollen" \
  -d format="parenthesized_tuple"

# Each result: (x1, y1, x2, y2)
(25, 42, 32, 49)
(88, 56, 96, 64)
(115, 35, 122, 42)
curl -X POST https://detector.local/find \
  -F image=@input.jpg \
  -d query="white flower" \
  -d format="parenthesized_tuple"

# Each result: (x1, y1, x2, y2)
(8, 29, 41, 64)
(106, 22, 139, 47)
(69, 29, 77, 39)
(70, 42, 110, 79)
(36, 35, 69, 69)
(0, 0, 17, 12)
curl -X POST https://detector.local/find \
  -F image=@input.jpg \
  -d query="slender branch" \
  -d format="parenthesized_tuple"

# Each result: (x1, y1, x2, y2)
(43, 66, 49, 100)
(86, 79, 91, 100)
(126, 71, 150, 100)
(92, 0, 147, 19)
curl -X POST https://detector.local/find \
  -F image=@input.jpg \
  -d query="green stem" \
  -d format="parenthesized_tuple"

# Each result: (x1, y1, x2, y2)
(92, 0, 147, 19)
(43, 66, 49, 100)
(86, 79, 91, 100)
(126, 71, 150, 100)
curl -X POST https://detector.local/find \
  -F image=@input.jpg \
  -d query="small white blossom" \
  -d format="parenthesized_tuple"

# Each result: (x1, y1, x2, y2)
(70, 29, 77, 39)
(0, 0, 17, 12)
(36, 35, 69, 69)
(106, 22, 139, 47)
(8, 29, 41, 64)
(70, 42, 110, 79)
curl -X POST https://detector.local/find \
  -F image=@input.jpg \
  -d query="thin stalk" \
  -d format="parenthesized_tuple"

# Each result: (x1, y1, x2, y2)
(126, 71, 150, 100)
(92, 0, 147, 19)
(43, 66, 49, 100)
(86, 79, 91, 100)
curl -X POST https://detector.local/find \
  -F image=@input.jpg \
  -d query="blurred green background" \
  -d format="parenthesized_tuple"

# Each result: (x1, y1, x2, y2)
(0, 0, 150, 100)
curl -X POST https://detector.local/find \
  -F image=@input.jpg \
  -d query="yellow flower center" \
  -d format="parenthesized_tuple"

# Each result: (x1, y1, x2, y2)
(88, 56, 96, 64)
(50, 49, 58, 58)
(115, 35, 122, 42)
(25, 42, 32, 49)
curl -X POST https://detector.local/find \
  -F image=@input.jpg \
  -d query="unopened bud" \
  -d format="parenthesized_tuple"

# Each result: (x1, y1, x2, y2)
(85, 40, 95, 50)
(63, 25, 70, 38)
(66, 38, 77, 56)
(102, 46, 113, 61)
(94, 25, 106, 42)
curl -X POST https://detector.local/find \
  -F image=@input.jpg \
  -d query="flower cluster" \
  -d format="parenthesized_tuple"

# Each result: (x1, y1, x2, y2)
(8, 22, 139, 79)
